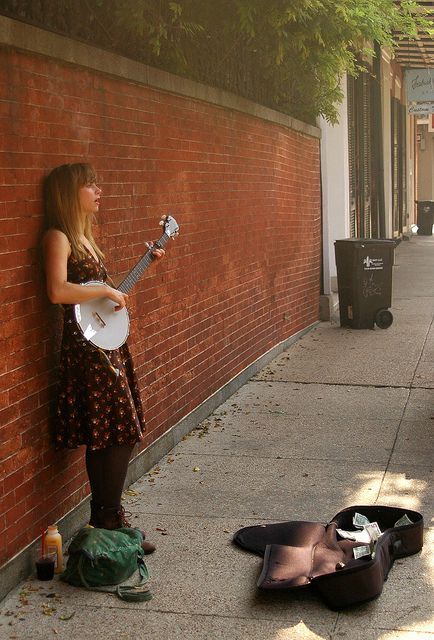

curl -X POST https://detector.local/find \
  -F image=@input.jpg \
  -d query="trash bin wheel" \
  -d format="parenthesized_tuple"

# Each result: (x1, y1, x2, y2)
(375, 308, 393, 329)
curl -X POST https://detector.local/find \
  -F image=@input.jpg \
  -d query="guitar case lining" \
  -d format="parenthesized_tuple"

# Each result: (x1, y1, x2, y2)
(233, 505, 424, 609)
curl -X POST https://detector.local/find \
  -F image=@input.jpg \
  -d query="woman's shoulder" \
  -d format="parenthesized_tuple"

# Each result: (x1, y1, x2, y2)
(43, 228, 72, 255)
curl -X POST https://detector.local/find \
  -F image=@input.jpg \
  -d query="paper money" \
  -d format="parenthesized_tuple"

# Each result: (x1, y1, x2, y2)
(338, 520, 383, 545)
(353, 512, 370, 528)
(337, 528, 358, 541)
(394, 514, 413, 527)
(353, 545, 371, 559)
(364, 521, 382, 542)
(337, 528, 371, 543)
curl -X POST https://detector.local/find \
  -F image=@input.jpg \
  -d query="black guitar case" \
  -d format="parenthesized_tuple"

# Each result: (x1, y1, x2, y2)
(233, 505, 424, 609)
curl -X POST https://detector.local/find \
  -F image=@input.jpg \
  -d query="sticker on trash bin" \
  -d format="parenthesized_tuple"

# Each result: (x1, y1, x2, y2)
(363, 256, 383, 271)
(362, 273, 382, 298)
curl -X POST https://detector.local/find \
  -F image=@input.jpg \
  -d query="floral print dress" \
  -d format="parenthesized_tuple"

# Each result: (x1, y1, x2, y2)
(54, 251, 145, 450)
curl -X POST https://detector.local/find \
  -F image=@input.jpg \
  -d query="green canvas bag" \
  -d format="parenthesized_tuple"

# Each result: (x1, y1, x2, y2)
(61, 526, 152, 602)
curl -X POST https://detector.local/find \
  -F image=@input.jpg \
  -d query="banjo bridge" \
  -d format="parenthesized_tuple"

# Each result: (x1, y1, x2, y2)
(92, 311, 107, 328)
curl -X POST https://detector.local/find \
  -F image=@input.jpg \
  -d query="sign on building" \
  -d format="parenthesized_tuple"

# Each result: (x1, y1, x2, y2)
(408, 103, 434, 115)
(405, 69, 434, 102)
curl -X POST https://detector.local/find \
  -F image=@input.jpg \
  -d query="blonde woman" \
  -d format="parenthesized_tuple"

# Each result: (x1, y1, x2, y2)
(43, 163, 163, 551)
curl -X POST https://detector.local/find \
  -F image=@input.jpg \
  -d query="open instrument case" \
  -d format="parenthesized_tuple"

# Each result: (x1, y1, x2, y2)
(233, 505, 424, 609)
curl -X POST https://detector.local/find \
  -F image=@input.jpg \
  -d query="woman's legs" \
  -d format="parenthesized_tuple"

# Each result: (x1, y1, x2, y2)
(85, 443, 155, 552)
(85, 443, 134, 525)
(101, 443, 135, 509)
(85, 447, 105, 525)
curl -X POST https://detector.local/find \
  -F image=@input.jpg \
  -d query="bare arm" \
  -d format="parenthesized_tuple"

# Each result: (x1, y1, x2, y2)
(43, 229, 128, 309)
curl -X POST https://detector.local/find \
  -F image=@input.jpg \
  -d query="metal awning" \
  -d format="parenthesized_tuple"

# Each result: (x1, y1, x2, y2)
(394, 0, 434, 68)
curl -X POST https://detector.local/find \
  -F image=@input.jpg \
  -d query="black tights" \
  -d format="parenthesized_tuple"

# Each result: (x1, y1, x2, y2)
(85, 444, 135, 509)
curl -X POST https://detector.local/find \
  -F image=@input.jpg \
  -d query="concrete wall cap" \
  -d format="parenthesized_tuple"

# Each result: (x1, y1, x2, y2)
(0, 14, 320, 140)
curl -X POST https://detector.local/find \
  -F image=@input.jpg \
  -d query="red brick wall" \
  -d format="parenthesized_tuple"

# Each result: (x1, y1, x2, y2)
(0, 47, 321, 567)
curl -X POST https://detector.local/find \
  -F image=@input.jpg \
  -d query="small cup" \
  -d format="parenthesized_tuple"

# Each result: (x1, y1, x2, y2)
(35, 554, 55, 581)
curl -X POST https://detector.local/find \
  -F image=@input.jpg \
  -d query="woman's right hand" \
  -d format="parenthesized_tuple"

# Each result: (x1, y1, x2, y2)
(105, 286, 128, 311)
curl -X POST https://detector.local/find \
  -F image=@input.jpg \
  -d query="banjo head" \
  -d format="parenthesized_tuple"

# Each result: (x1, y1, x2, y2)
(74, 282, 130, 350)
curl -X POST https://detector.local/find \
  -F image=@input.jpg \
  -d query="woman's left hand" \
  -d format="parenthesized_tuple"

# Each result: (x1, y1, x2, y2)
(147, 241, 165, 260)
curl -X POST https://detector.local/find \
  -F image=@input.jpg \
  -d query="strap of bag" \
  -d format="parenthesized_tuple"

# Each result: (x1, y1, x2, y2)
(116, 558, 152, 602)
(77, 555, 152, 602)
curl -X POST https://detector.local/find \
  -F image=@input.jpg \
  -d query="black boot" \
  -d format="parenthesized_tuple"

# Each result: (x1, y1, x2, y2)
(98, 506, 156, 554)
(98, 505, 124, 529)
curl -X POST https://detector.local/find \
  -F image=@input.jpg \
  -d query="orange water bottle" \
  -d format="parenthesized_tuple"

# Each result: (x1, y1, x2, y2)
(44, 525, 64, 574)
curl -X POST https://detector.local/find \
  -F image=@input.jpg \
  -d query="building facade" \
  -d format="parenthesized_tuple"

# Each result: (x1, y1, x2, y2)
(320, 46, 426, 314)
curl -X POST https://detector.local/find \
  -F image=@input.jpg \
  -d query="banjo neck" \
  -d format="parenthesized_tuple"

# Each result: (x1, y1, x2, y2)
(117, 232, 170, 294)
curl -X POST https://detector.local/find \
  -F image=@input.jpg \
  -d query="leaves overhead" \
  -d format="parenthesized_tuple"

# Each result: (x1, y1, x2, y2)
(1, 0, 432, 122)
(97, 0, 434, 122)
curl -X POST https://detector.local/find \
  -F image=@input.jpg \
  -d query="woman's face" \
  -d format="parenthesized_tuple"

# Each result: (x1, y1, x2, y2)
(78, 181, 102, 217)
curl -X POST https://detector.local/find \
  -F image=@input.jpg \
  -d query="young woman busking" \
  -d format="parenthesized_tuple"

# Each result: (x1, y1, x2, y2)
(43, 162, 164, 553)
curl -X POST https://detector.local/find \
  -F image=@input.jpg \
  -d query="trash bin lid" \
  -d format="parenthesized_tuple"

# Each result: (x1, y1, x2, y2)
(335, 238, 396, 246)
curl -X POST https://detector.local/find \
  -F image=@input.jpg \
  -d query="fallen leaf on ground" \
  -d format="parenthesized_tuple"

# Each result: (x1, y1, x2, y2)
(59, 612, 75, 621)
(41, 604, 56, 616)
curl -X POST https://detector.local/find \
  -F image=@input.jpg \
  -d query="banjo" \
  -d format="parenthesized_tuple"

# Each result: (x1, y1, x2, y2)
(74, 214, 179, 351)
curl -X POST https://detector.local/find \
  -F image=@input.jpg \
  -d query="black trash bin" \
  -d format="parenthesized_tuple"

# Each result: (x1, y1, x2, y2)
(335, 239, 396, 329)
(416, 200, 434, 235)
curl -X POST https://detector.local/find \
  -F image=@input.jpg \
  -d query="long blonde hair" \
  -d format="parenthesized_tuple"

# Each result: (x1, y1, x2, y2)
(43, 163, 104, 260)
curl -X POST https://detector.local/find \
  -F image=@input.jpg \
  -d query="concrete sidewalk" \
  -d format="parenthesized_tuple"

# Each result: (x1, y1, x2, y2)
(1, 236, 433, 639)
